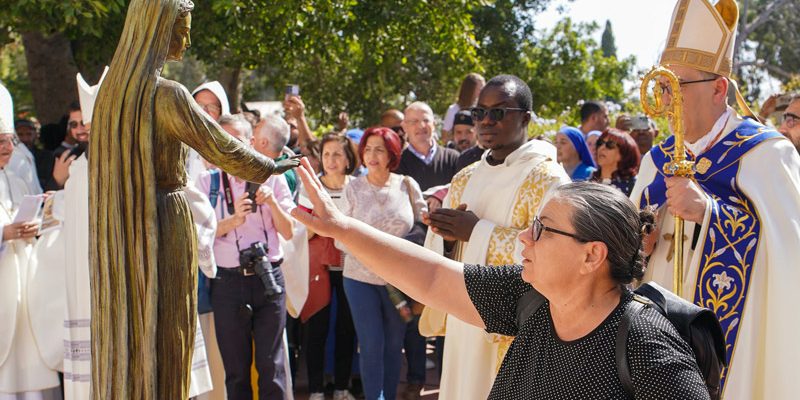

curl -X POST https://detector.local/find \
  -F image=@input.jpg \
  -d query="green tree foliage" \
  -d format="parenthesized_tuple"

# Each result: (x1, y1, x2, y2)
(0, 0, 126, 74)
(190, 0, 482, 125)
(0, 0, 126, 120)
(736, 0, 799, 100)
(0, 0, 635, 130)
(0, 38, 32, 112)
(518, 19, 635, 120)
(470, 0, 555, 74)
(600, 20, 617, 58)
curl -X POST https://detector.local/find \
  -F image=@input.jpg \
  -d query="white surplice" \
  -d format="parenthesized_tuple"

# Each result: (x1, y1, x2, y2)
(424, 140, 569, 400)
(630, 112, 800, 399)
(8, 144, 42, 195)
(0, 168, 60, 398)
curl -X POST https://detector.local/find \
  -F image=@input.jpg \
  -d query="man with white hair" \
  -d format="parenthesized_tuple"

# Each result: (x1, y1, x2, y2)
(396, 102, 459, 192)
(254, 116, 299, 197)
(196, 114, 296, 400)
(393, 101, 460, 399)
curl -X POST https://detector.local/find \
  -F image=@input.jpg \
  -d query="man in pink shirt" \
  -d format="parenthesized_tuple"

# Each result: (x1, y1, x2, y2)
(195, 114, 296, 400)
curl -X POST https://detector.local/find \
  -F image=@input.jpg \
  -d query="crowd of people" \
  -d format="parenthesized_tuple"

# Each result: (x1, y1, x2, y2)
(1, 0, 800, 399)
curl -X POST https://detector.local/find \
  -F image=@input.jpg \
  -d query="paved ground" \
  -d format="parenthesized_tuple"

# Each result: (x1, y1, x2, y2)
(291, 342, 441, 400)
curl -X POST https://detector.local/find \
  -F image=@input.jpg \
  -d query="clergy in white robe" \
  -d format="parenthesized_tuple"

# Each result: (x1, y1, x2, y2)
(0, 147, 61, 400)
(8, 144, 42, 195)
(631, 108, 800, 398)
(630, 0, 800, 397)
(423, 139, 568, 399)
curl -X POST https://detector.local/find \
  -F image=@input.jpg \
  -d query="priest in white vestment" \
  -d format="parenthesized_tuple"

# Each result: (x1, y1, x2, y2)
(631, 1, 800, 398)
(421, 75, 569, 399)
(0, 86, 61, 399)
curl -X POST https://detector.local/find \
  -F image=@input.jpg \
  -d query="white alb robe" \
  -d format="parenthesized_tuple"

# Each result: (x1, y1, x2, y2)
(8, 144, 41, 195)
(0, 168, 60, 399)
(630, 112, 800, 399)
(424, 140, 569, 400)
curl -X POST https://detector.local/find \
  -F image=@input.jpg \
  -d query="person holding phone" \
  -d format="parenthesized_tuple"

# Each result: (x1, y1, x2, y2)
(195, 114, 296, 399)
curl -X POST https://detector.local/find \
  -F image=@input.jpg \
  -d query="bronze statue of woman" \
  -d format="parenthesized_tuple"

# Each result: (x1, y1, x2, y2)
(89, 1, 298, 398)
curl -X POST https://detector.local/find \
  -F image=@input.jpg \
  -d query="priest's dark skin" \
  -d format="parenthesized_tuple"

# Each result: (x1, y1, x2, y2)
(424, 83, 531, 244)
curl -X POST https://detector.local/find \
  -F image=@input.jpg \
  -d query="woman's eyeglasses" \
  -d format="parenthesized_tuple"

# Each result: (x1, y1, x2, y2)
(596, 139, 617, 149)
(470, 107, 526, 122)
(531, 216, 586, 242)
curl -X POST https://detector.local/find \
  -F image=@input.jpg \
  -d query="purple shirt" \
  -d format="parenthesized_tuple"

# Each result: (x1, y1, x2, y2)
(196, 169, 295, 267)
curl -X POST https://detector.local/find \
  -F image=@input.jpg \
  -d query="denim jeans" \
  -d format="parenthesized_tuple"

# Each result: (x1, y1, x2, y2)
(404, 315, 427, 384)
(343, 278, 406, 400)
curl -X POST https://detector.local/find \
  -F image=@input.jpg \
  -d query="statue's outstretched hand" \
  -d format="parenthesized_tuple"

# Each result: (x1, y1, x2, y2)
(274, 155, 302, 174)
(290, 157, 349, 238)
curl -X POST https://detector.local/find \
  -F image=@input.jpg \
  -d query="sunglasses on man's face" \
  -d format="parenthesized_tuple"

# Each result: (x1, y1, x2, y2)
(470, 107, 526, 123)
(596, 139, 617, 149)
(68, 120, 85, 130)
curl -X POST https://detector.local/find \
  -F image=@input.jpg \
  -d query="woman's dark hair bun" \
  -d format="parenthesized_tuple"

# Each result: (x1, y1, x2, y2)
(639, 208, 656, 236)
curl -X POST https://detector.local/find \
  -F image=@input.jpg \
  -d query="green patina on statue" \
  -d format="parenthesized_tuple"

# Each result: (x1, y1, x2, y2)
(89, 1, 298, 398)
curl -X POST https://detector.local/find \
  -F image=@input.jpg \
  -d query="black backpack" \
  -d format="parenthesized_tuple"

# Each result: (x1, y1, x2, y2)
(515, 282, 727, 399)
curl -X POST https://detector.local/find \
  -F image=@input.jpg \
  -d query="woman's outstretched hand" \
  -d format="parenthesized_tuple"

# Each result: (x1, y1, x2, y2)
(290, 157, 349, 238)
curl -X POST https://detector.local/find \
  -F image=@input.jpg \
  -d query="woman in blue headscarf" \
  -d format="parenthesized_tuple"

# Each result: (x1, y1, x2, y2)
(555, 126, 596, 181)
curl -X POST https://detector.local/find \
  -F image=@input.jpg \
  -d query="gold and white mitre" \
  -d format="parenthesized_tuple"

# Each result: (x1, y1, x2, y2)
(76, 66, 109, 124)
(0, 81, 13, 135)
(660, 0, 755, 117)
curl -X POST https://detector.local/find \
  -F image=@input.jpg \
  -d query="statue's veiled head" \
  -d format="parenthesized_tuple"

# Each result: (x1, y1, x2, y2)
(167, 2, 193, 62)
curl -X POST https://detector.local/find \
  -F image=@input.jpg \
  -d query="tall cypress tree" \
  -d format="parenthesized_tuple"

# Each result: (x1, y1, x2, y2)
(601, 20, 618, 58)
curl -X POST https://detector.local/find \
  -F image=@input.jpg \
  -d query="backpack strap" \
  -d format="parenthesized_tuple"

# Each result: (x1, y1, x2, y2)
(615, 295, 649, 398)
(208, 169, 220, 208)
(515, 289, 546, 331)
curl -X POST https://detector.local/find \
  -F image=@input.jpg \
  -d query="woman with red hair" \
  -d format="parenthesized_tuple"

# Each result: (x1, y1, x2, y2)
(338, 127, 427, 400)
(591, 129, 641, 196)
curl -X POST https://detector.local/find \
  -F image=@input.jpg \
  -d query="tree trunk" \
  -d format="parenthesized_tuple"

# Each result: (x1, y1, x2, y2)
(21, 31, 80, 125)
(218, 66, 242, 113)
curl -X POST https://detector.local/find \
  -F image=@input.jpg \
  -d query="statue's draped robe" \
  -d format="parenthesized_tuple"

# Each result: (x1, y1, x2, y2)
(423, 140, 568, 400)
(631, 113, 800, 399)
(91, 78, 274, 400)
(26, 155, 216, 399)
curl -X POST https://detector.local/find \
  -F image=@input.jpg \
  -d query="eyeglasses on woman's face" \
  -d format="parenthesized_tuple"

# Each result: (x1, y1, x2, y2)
(596, 139, 617, 150)
(530, 216, 587, 242)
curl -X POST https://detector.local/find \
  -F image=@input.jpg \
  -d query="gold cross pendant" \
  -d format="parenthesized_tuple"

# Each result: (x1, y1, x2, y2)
(663, 232, 688, 262)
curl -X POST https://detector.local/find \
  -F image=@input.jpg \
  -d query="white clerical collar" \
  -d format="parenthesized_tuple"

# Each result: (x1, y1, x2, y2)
(685, 107, 741, 156)
(483, 139, 556, 167)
